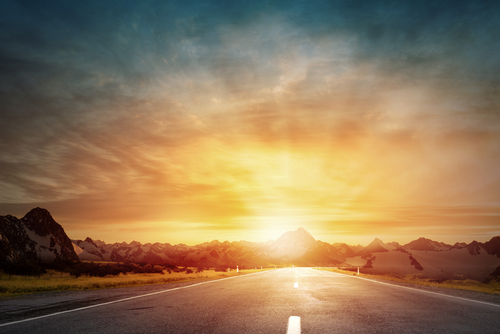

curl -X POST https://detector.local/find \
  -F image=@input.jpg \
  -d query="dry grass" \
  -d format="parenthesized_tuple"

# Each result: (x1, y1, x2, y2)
(0, 268, 269, 297)
(315, 267, 500, 295)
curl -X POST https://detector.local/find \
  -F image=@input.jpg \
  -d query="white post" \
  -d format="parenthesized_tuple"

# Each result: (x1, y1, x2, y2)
(237, 265, 239, 273)
(357, 267, 359, 275)
(261, 266, 262, 270)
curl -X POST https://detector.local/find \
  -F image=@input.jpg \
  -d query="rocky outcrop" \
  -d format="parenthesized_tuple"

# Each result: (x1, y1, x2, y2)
(409, 254, 424, 271)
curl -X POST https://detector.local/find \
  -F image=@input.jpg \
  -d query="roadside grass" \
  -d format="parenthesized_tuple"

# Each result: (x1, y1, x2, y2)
(315, 267, 500, 295)
(0, 268, 269, 298)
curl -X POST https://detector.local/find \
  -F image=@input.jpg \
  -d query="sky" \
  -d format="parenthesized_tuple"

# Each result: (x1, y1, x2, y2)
(1, 0, 500, 246)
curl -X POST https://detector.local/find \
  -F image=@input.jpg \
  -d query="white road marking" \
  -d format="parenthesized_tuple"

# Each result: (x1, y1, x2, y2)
(0, 269, 275, 328)
(286, 316, 301, 334)
(316, 269, 500, 308)
(294, 282, 298, 288)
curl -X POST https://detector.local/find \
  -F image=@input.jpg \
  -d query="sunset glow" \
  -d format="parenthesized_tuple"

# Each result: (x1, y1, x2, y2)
(1, 1, 499, 246)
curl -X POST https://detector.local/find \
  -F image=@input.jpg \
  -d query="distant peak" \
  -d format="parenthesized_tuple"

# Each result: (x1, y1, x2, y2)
(366, 238, 390, 248)
(84, 237, 98, 247)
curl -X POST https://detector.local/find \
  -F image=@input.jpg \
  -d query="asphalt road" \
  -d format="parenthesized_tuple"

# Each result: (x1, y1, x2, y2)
(1, 268, 499, 333)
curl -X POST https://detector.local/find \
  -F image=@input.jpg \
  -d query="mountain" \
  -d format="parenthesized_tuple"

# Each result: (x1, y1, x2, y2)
(72, 237, 105, 261)
(72, 227, 358, 268)
(295, 240, 355, 266)
(453, 242, 468, 248)
(481, 236, 500, 257)
(267, 227, 316, 260)
(71, 227, 348, 267)
(343, 236, 500, 281)
(404, 237, 453, 251)
(386, 241, 401, 249)
(347, 244, 365, 253)
(356, 238, 392, 258)
(71, 228, 321, 267)
(331, 243, 357, 258)
(0, 208, 78, 264)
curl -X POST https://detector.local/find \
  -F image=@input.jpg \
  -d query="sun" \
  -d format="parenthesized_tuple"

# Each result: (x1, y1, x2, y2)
(249, 214, 306, 241)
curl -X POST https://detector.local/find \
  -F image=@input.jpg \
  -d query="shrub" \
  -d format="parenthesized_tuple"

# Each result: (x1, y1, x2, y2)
(67, 262, 125, 278)
(2, 261, 46, 277)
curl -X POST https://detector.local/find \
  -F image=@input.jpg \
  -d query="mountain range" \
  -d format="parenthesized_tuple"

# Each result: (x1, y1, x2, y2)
(1, 208, 500, 282)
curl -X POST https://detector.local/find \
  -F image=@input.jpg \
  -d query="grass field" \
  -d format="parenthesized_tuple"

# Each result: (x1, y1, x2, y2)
(0, 268, 269, 298)
(315, 267, 500, 295)
(4, 266, 497, 298)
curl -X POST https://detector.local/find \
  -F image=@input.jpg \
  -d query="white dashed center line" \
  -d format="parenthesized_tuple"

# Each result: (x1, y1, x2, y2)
(294, 282, 298, 288)
(286, 316, 301, 334)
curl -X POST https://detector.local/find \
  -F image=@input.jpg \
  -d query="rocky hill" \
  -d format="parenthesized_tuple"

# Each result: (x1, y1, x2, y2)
(0, 208, 78, 264)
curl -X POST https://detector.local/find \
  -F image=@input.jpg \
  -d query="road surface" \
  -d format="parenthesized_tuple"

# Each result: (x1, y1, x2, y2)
(1, 268, 499, 333)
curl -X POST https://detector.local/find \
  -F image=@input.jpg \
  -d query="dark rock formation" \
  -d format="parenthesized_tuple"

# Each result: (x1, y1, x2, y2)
(409, 254, 424, 271)
(0, 208, 78, 264)
(467, 241, 482, 256)
(482, 236, 500, 257)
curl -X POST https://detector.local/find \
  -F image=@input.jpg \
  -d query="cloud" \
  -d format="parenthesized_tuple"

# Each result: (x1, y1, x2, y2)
(1, 1, 500, 244)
